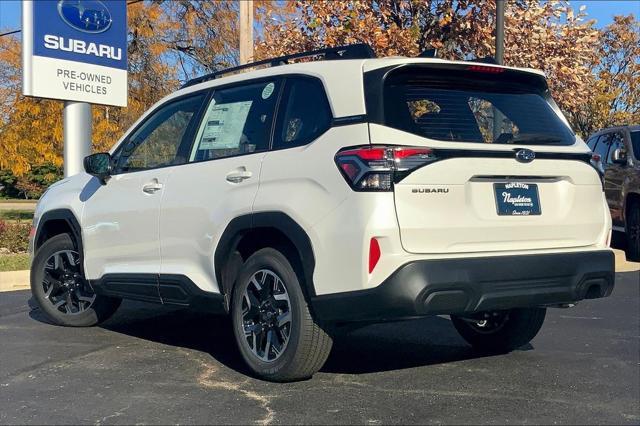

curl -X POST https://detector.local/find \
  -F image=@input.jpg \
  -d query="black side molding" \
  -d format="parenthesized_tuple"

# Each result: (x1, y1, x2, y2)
(90, 273, 226, 314)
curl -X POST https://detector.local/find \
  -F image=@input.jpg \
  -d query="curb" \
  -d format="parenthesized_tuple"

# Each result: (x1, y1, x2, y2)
(613, 249, 640, 273)
(0, 270, 30, 292)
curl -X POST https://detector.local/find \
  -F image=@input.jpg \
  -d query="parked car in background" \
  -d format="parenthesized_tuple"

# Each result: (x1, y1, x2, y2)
(586, 125, 640, 261)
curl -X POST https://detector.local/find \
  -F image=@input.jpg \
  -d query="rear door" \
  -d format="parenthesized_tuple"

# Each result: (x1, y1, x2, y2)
(367, 64, 605, 254)
(158, 79, 281, 296)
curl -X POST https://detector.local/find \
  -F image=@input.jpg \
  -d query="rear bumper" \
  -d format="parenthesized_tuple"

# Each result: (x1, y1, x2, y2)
(312, 250, 615, 323)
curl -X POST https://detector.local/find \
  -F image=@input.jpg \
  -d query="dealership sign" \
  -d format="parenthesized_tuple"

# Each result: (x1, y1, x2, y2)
(22, 0, 127, 107)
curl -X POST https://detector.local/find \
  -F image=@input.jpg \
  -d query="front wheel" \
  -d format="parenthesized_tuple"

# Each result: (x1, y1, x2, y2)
(31, 233, 121, 327)
(451, 308, 546, 353)
(231, 248, 333, 382)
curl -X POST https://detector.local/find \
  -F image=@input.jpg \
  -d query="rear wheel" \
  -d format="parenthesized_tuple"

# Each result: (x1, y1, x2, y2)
(231, 248, 332, 382)
(451, 308, 546, 352)
(31, 234, 121, 327)
(625, 200, 640, 262)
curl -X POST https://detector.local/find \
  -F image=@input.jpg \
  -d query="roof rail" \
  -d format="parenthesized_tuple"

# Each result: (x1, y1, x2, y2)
(182, 43, 376, 88)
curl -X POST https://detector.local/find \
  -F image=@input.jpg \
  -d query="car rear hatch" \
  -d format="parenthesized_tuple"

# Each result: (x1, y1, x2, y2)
(364, 62, 605, 254)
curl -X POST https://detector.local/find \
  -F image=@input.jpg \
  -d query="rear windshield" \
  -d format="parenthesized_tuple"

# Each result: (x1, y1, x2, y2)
(382, 68, 575, 145)
(631, 131, 640, 159)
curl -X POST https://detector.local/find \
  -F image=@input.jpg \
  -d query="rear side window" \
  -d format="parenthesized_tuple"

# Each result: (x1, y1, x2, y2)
(382, 68, 575, 145)
(189, 80, 279, 162)
(630, 131, 640, 159)
(273, 78, 332, 149)
(593, 134, 612, 161)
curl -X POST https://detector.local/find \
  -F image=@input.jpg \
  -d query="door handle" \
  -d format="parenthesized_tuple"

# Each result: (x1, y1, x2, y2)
(142, 181, 163, 194)
(226, 168, 253, 183)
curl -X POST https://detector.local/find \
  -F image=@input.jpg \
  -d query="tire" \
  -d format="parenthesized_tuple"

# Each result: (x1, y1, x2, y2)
(625, 200, 640, 262)
(231, 248, 332, 382)
(31, 233, 121, 327)
(451, 308, 546, 353)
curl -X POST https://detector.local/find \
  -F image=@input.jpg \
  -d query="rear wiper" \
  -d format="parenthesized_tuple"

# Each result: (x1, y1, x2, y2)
(494, 133, 563, 145)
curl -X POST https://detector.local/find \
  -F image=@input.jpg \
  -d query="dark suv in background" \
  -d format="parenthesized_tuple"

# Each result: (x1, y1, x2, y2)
(587, 125, 640, 261)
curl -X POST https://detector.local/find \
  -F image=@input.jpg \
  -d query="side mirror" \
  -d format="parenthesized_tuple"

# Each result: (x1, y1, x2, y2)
(83, 152, 112, 184)
(612, 148, 627, 165)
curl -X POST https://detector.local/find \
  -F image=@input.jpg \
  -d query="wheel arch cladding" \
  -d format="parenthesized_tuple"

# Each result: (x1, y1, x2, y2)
(214, 212, 317, 302)
(35, 209, 83, 256)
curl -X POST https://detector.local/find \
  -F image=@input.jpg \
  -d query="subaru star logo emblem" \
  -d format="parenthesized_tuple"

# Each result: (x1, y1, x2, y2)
(515, 149, 536, 163)
(58, 0, 113, 34)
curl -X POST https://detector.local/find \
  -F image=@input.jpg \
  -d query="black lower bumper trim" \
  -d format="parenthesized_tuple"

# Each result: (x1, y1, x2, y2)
(312, 250, 615, 323)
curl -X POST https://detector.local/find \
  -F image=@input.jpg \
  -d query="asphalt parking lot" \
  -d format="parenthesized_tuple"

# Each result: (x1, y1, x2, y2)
(0, 268, 638, 425)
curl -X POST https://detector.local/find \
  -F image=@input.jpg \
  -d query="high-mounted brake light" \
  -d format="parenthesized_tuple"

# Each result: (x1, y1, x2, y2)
(467, 65, 505, 74)
(335, 146, 437, 191)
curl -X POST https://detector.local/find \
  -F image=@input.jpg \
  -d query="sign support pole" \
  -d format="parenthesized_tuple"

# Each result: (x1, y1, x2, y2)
(63, 101, 92, 177)
(239, 0, 253, 65)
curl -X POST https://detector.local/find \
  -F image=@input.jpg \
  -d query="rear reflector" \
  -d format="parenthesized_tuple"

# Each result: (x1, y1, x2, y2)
(369, 238, 381, 273)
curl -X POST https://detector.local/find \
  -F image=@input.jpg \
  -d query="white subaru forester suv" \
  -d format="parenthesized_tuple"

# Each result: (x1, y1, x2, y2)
(29, 44, 615, 382)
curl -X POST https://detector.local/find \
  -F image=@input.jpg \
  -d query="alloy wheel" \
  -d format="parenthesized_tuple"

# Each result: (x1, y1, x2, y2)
(241, 269, 292, 362)
(42, 250, 96, 315)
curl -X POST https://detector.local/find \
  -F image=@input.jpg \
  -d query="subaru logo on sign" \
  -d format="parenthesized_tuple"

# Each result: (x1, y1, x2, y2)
(515, 149, 536, 163)
(58, 0, 113, 34)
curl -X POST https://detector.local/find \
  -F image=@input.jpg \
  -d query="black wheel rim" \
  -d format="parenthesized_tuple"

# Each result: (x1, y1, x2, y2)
(240, 269, 292, 362)
(462, 311, 510, 334)
(42, 250, 96, 315)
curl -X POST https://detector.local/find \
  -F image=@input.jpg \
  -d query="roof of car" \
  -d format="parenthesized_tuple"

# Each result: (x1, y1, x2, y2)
(590, 125, 640, 137)
(172, 57, 546, 118)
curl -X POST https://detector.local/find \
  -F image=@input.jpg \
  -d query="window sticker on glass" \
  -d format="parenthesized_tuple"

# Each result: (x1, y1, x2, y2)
(262, 82, 275, 99)
(197, 100, 253, 151)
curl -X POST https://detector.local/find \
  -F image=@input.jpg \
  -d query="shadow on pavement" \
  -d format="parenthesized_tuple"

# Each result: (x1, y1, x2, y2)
(23, 294, 512, 377)
(91, 302, 496, 376)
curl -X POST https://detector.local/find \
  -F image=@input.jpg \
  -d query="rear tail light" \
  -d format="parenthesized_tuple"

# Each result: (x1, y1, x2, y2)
(335, 146, 437, 191)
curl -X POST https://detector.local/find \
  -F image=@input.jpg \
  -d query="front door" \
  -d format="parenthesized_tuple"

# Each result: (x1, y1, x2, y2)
(82, 92, 207, 290)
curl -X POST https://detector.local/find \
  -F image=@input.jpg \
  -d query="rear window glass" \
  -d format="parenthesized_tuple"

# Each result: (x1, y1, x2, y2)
(383, 69, 575, 145)
(631, 131, 640, 159)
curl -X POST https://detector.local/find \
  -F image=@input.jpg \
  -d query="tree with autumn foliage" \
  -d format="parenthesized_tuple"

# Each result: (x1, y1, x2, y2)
(257, 0, 605, 132)
(570, 15, 640, 137)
